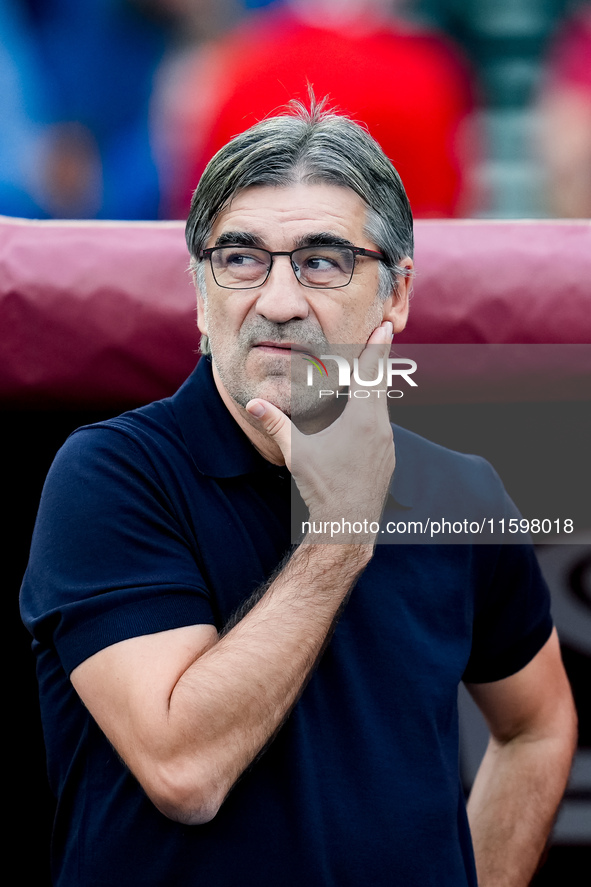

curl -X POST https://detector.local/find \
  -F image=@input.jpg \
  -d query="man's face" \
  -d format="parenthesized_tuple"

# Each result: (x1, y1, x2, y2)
(196, 182, 411, 416)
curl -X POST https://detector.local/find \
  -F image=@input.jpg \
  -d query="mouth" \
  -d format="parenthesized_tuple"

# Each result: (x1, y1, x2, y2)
(252, 341, 310, 355)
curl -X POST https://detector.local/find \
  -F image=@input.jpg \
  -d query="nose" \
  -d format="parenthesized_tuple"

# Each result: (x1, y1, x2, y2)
(254, 255, 310, 324)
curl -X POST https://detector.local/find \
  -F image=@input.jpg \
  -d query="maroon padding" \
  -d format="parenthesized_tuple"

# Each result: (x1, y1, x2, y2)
(0, 219, 195, 408)
(0, 216, 589, 408)
(400, 220, 591, 346)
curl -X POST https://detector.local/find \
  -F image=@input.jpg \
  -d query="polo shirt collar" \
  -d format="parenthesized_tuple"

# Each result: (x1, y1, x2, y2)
(389, 427, 415, 508)
(171, 357, 415, 505)
(171, 357, 271, 478)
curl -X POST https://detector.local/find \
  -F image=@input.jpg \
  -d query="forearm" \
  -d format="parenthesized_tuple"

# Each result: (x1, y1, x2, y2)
(147, 541, 372, 822)
(467, 729, 576, 886)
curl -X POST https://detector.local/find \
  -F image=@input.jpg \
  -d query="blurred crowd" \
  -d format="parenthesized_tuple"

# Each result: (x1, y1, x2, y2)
(1, 0, 589, 222)
(539, 2, 591, 218)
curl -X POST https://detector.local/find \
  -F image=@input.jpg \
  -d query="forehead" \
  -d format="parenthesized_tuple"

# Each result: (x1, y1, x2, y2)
(209, 182, 371, 248)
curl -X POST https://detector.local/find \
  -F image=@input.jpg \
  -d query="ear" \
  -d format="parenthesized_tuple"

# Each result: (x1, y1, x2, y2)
(192, 266, 209, 337)
(381, 257, 413, 334)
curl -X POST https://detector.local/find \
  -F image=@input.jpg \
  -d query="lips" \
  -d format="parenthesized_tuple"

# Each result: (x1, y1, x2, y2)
(253, 341, 309, 353)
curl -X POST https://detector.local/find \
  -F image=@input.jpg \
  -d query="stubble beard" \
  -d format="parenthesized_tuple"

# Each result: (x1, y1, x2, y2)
(206, 313, 332, 419)
(205, 294, 386, 425)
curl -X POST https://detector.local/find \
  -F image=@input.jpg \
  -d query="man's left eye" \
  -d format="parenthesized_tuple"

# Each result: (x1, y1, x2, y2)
(303, 256, 338, 270)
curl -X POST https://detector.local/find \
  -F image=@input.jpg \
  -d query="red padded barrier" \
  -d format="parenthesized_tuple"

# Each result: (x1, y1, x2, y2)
(0, 219, 194, 408)
(401, 220, 591, 345)
(1, 216, 589, 407)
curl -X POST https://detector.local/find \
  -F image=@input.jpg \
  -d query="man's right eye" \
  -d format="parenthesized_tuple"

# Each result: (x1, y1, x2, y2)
(223, 251, 264, 267)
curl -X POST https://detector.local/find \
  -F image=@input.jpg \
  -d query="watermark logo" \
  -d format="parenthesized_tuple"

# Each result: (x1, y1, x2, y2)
(301, 353, 329, 377)
(303, 352, 418, 399)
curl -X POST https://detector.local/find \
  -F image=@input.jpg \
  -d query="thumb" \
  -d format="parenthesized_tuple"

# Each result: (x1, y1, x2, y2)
(246, 399, 293, 468)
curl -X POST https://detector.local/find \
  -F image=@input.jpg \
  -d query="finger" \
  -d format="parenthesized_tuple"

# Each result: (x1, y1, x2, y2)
(245, 399, 294, 467)
(347, 321, 393, 409)
(367, 320, 394, 347)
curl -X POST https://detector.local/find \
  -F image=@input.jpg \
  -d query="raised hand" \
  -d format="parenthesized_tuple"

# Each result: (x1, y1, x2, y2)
(246, 321, 395, 544)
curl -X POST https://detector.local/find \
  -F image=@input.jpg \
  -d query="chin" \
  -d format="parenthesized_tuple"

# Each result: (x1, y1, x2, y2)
(254, 383, 292, 416)
(227, 378, 291, 414)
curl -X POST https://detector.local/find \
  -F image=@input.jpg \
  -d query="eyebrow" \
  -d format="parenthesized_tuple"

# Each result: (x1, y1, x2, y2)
(294, 232, 355, 249)
(213, 231, 356, 249)
(214, 231, 263, 247)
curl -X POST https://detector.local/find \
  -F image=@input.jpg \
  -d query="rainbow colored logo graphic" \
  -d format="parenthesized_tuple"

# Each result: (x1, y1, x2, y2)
(301, 352, 328, 377)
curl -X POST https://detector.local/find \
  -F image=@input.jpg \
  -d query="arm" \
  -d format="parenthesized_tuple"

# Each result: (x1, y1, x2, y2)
(71, 542, 371, 825)
(465, 628, 577, 887)
(71, 323, 395, 826)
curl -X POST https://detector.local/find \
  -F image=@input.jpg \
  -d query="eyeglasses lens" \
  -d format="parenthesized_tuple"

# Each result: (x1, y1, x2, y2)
(211, 248, 270, 287)
(293, 247, 355, 287)
(210, 246, 355, 289)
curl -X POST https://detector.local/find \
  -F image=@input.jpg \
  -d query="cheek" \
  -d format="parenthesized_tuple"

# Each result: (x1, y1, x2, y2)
(338, 296, 384, 343)
(203, 295, 233, 332)
(196, 295, 208, 335)
(205, 293, 257, 344)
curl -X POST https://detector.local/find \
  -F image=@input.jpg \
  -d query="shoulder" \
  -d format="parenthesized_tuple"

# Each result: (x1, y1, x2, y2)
(392, 423, 506, 512)
(34, 396, 206, 554)
(393, 423, 492, 472)
(51, 396, 188, 483)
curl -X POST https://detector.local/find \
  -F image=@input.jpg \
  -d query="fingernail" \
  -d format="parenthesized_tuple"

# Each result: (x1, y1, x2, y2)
(247, 401, 265, 418)
(384, 321, 393, 340)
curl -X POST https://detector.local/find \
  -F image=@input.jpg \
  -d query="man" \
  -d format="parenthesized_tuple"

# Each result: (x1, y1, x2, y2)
(21, 100, 576, 886)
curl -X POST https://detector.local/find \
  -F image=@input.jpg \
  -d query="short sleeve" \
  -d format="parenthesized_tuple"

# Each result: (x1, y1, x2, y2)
(463, 540, 553, 683)
(20, 424, 216, 676)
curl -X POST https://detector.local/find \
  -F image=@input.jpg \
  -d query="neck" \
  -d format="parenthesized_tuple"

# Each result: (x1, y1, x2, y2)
(211, 363, 344, 465)
(211, 364, 286, 466)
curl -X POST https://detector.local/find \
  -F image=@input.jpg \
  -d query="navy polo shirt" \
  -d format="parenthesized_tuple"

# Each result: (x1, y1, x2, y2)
(21, 357, 553, 887)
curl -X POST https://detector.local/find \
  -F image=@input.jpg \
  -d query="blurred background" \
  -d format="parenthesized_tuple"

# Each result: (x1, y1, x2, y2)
(1, 0, 590, 223)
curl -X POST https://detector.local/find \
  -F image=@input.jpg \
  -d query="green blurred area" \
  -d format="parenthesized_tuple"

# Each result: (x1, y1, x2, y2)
(414, 0, 580, 217)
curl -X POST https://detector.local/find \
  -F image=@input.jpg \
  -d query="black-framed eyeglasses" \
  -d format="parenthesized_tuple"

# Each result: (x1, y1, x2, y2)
(198, 244, 386, 290)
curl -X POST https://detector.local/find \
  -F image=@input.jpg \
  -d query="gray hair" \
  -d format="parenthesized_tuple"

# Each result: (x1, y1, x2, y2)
(186, 97, 414, 354)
